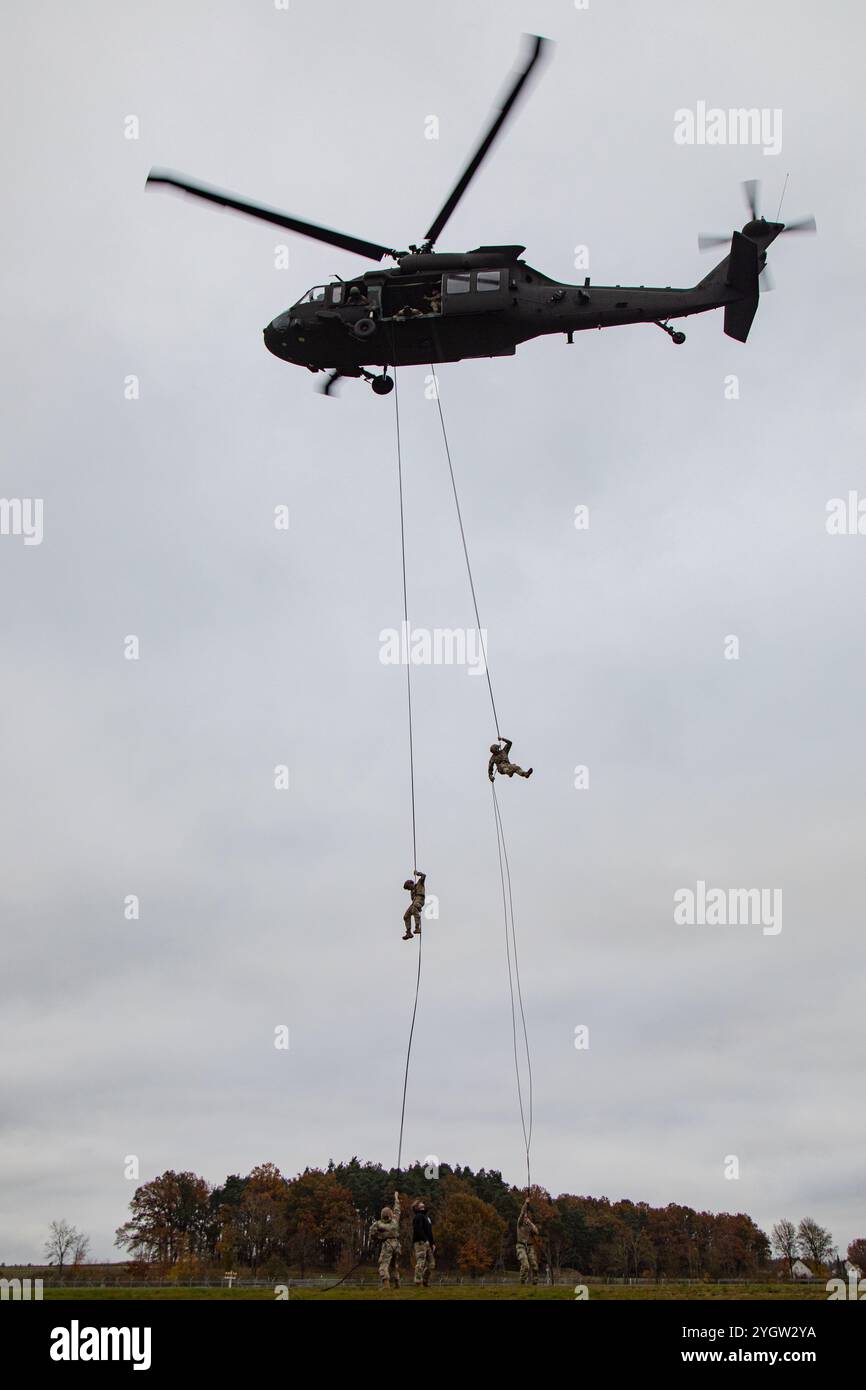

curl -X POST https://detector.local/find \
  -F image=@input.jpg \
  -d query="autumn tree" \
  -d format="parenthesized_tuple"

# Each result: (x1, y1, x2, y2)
(458, 1237, 493, 1276)
(219, 1164, 288, 1272)
(554, 1197, 594, 1272)
(115, 1170, 213, 1264)
(437, 1181, 505, 1275)
(797, 1217, 834, 1267)
(646, 1205, 693, 1280)
(847, 1239, 866, 1273)
(282, 1169, 356, 1276)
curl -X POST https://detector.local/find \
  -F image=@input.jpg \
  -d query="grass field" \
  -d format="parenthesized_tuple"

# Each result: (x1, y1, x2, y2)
(37, 1282, 829, 1301)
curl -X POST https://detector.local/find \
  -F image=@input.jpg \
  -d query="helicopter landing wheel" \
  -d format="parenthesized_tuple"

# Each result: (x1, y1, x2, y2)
(654, 320, 686, 345)
(371, 373, 394, 396)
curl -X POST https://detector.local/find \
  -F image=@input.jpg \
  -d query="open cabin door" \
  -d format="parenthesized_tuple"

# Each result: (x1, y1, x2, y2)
(442, 268, 509, 316)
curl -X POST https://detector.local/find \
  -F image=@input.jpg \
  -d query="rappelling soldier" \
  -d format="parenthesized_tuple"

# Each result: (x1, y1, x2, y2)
(402, 870, 426, 941)
(370, 1192, 402, 1290)
(516, 1198, 540, 1285)
(488, 737, 533, 782)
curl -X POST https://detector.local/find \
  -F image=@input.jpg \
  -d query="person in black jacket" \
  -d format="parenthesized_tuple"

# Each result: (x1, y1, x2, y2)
(412, 1200, 436, 1287)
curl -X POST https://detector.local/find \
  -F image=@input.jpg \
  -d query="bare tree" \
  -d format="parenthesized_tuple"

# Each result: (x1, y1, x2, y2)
(797, 1217, 834, 1266)
(72, 1232, 91, 1266)
(45, 1220, 85, 1276)
(771, 1219, 799, 1276)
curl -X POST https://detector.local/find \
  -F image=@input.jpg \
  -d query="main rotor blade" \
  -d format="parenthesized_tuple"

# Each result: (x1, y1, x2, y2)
(782, 215, 817, 233)
(318, 370, 344, 396)
(146, 170, 394, 261)
(422, 33, 549, 249)
(743, 179, 761, 220)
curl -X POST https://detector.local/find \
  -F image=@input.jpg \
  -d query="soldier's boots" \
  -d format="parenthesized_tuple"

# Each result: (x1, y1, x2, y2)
(402, 928, 413, 941)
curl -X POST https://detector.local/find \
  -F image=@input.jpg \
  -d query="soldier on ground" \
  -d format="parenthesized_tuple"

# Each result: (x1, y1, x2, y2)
(516, 1198, 540, 1285)
(370, 1191, 402, 1290)
(412, 1200, 436, 1287)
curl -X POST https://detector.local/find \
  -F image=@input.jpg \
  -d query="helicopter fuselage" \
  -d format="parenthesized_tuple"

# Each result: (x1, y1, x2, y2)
(262, 244, 748, 379)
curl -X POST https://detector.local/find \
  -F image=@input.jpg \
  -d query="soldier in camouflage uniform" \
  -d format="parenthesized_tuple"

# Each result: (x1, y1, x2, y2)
(516, 1198, 540, 1285)
(370, 1191, 402, 1289)
(488, 737, 533, 782)
(402, 870, 426, 941)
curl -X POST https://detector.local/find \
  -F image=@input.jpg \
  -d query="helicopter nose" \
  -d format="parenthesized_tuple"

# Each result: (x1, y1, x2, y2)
(264, 312, 294, 358)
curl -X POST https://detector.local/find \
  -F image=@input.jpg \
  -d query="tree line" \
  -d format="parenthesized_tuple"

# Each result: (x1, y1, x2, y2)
(102, 1157, 860, 1280)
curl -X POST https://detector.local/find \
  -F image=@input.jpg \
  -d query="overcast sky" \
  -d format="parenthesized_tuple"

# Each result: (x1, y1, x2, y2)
(1, 0, 864, 1265)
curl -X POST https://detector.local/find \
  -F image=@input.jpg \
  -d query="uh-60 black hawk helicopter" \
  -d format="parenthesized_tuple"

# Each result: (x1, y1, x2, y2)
(147, 35, 815, 397)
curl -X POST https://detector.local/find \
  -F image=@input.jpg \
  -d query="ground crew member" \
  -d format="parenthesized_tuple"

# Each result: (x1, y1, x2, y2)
(516, 1198, 540, 1285)
(412, 1200, 436, 1287)
(488, 737, 533, 782)
(402, 870, 426, 941)
(370, 1191, 402, 1289)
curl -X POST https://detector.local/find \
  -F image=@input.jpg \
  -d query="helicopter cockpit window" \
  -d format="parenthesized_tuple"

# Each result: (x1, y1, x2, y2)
(477, 270, 502, 291)
(329, 284, 343, 305)
(299, 286, 327, 304)
(445, 273, 471, 295)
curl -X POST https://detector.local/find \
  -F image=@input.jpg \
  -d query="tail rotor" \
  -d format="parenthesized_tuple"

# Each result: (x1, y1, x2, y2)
(697, 180, 816, 289)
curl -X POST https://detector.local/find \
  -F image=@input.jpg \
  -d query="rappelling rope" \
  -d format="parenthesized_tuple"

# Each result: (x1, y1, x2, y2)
(431, 369, 501, 740)
(393, 346, 423, 1175)
(492, 781, 533, 1191)
(430, 365, 533, 1193)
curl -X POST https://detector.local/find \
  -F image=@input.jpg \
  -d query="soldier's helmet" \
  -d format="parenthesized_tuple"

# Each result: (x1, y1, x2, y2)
(381, 1206, 393, 1220)
(403, 879, 414, 890)
(490, 743, 501, 753)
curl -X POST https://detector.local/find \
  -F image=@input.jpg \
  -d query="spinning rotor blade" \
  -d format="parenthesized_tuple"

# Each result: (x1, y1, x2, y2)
(743, 179, 761, 219)
(421, 33, 549, 249)
(146, 170, 394, 261)
(697, 233, 731, 251)
(782, 214, 817, 234)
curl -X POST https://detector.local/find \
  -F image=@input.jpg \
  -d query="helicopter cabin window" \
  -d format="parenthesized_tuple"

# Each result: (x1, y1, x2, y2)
(299, 286, 327, 304)
(445, 273, 471, 294)
(477, 270, 502, 292)
(329, 284, 343, 305)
